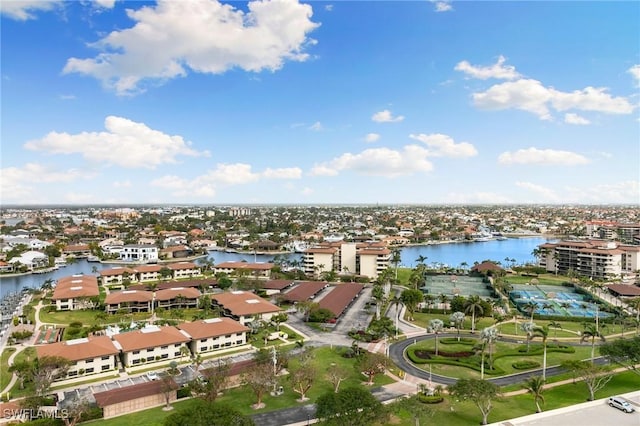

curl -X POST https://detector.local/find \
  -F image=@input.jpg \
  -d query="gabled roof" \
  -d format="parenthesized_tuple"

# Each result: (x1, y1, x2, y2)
(100, 267, 135, 277)
(36, 335, 119, 362)
(112, 326, 190, 352)
(212, 291, 281, 316)
(154, 287, 201, 301)
(105, 290, 154, 304)
(178, 317, 249, 340)
(52, 275, 100, 300)
(215, 261, 274, 271)
(94, 379, 178, 407)
(167, 261, 198, 270)
(134, 264, 162, 273)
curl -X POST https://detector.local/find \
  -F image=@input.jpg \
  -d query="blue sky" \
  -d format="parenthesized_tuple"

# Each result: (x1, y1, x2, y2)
(1, 0, 639, 205)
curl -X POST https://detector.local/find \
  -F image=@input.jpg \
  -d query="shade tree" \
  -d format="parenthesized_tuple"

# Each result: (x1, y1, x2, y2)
(448, 378, 501, 425)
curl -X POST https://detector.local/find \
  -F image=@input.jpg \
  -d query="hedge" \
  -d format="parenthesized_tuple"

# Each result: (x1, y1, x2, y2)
(512, 360, 541, 370)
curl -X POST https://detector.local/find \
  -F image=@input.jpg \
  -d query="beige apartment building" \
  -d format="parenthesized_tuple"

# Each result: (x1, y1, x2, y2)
(537, 239, 640, 280)
(178, 317, 249, 355)
(112, 325, 190, 368)
(303, 242, 390, 280)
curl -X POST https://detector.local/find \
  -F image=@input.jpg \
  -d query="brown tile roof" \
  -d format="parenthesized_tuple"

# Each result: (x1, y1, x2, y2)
(215, 261, 274, 270)
(318, 283, 364, 317)
(578, 248, 624, 255)
(63, 244, 90, 252)
(167, 261, 198, 270)
(105, 290, 154, 304)
(94, 379, 178, 407)
(178, 317, 249, 339)
(471, 261, 503, 273)
(358, 248, 391, 255)
(134, 265, 162, 273)
(283, 281, 329, 302)
(304, 247, 337, 254)
(100, 267, 135, 277)
(112, 326, 190, 352)
(161, 245, 190, 253)
(607, 284, 640, 296)
(212, 291, 281, 316)
(36, 335, 119, 362)
(52, 275, 100, 300)
(154, 287, 201, 301)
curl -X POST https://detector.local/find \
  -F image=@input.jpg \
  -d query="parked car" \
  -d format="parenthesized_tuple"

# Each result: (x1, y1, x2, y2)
(146, 371, 159, 381)
(608, 396, 635, 413)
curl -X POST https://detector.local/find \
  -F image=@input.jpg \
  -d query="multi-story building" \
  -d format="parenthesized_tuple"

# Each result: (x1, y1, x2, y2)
(303, 242, 390, 280)
(211, 291, 281, 326)
(213, 261, 274, 279)
(104, 290, 154, 314)
(51, 275, 100, 310)
(120, 244, 159, 263)
(537, 239, 640, 280)
(168, 261, 201, 279)
(112, 325, 190, 368)
(36, 335, 120, 380)
(155, 287, 201, 309)
(178, 317, 249, 355)
(585, 221, 640, 245)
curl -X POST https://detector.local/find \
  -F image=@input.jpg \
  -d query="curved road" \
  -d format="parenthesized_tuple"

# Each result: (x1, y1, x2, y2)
(389, 333, 608, 386)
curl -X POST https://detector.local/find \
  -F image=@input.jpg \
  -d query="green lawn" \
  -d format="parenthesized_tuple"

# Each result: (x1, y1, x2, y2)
(0, 347, 16, 393)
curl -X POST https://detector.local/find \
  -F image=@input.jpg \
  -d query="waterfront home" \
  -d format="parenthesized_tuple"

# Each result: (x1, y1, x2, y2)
(177, 317, 249, 355)
(211, 291, 281, 326)
(99, 267, 136, 287)
(303, 242, 390, 280)
(104, 290, 154, 314)
(119, 244, 159, 263)
(51, 275, 100, 310)
(154, 287, 201, 309)
(112, 325, 191, 368)
(36, 335, 120, 380)
(134, 264, 162, 282)
(8, 250, 48, 271)
(159, 245, 193, 260)
(213, 261, 274, 279)
(62, 244, 91, 258)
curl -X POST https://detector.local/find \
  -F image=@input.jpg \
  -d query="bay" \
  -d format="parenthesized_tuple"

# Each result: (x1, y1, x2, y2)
(0, 237, 551, 298)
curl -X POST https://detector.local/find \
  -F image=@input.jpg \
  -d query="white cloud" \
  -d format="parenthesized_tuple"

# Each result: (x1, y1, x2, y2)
(59, 94, 76, 100)
(301, 187, 313, 196)
(628, 65, 640, 87)
(151, 162, 299, 198)
(562, 180, 640, 204)
(455, 55, 520, 80)
(372, 109, 404, 123)
(432, 1, 453, 12)
(63, 0, 320, 95)
(325, 4, 333, 12)
(364, 133, 380, 143)
(498, 147, 590, 166)
(262, 167, 302, 179)
(472, 78, 634, 120)
(444, 192, 512, 204)
(310, 145, 433, 177)
(309, 121, 323, 131)
(113, 180, 132, 188)
(515, 181, 560, 201)
(564, 113, 590, 125)
(94, 0, 116, 8)
(24, 116, 206, 169)
(64, 192, 96, 204)
(0, 0, 61, 20)
(0, 163, 94, 203)
(409, 133, 478, 157)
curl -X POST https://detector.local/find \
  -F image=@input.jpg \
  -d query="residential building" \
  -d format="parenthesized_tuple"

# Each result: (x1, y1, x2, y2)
(112, 325, 190, 368)
(51, 275, 100, 310)
(214, 261, 274, 279)
(104, 290, 154, 314)
(134, 264, 162, 282)
(154, 287, 201, 309)
(100, 267, 135, 287)
(303, 242, 390, 279)
(8, 250, 49, 271)
(167, 261, 201, 279)
(211, 291, 281, 325)
(35, 335, 120, 380)
(178, 317, 249, 355)
(120, 244, 159, 263)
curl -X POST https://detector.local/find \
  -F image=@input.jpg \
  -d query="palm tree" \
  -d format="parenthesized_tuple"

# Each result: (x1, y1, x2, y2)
(581, 324, 605, 363)
(521, 321, 536, 353)
(524, 375, 546, 413)
(439, 293, 449, 314)
(390, 248, 402, 281)
(429, 319, 444, 356)
(391, 296, 404, 338)
(450, 311, 465, 341)
(424, 294, 435, 313)
(548, 321, 562, 338)
(522, 301, 538, 324)
(464, 295, 484, 333)
(479, 326, 498, 379)
(531, 325, 550, 379)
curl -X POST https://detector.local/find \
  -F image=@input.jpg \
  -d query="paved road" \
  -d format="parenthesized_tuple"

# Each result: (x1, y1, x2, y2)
(388, 333, 609, 386)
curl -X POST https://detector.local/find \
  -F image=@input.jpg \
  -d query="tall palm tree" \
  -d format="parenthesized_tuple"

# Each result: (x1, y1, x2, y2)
(581, 323, 605, 363)
(390, 248, 402, 281)
(480, 326, 498, 379)
(522, 301, 538, 324)
(429, 319, 444, 356)
(548, 321, 562, 338)
(531, 325, 550, 379)
(450, 311, 465, 342)
(524, 375, 546, 413)
(439, 293, 449, 314)
(390, 296, 404, 338)
(464, 295, 484, 333)
(424, 294, 435, 313)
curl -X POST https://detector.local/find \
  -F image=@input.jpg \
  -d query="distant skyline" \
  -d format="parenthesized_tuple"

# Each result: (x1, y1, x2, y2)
(1, 0, 639, 205)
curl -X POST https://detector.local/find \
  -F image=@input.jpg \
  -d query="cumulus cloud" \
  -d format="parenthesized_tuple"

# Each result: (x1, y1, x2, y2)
(628, 65, 640, 87)
(0, 0, 61, 20)
(151, 163, 300, 198)
(472, 78, 634, 120)
(94, 0, 116, 8)
(24, 116, 206, 169)
(408, 133, 478, 157)
(309, 121, 323, 131)
(0, 163, 94, 202)
(564, 113, 590, 125)
(515, 181, 560, 201)
(63, 0, 320, 95)
(364, 133, 380, 143)
(562, 180, 639, 204)
(113, 180, 132, 188)
(372, 109, 404, 123)
(310, 145, 433, 177)
(455, 55, 520, 80)
(498, 147, 590, 166)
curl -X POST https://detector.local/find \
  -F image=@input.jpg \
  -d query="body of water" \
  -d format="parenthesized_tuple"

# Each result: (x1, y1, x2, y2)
(0, 237, 551, 298)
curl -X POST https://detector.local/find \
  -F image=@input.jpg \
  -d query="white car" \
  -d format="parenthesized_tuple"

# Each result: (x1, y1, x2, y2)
(608, 397, 635, 413)
(146, 371, 159, 381)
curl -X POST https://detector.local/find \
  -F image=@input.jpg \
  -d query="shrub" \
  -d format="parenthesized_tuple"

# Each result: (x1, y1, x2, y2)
(69, 321, 83, 328)
(177, 387, 191, 399)
(418, 394, 444, 404)
(512, 360, 541, 370)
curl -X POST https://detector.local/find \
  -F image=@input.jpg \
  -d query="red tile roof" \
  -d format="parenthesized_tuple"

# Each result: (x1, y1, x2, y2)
(36, 335, 119, 362)
(154, 287, 201, 301)
(94, 379, 178, 407)
(112, 326, 190, 352)
(212, 291, 281, 316)
(318, 283, 364, 317)
(283, 281, 329, 302)
(105, 290, 154, 304)
(178, 317, 249, 339)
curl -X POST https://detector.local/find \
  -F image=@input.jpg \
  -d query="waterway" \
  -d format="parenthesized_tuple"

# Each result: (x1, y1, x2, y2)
(0, 237, 552, 298)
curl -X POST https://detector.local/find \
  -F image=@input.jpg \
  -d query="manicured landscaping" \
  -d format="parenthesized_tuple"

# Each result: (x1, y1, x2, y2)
(0, 347, 16, 392)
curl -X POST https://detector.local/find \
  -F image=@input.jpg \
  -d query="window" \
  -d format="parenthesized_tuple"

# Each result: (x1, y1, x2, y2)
(161, 345, 168, 350)
(85, 359, 93, 363)
(133, 350, 140, 355)
(200, 339, 207, 343)
(147, 356, 154, 362)
(225, 334, 231, 338)
(212, 344, 220, 349)
(236, 340, 243, 345)
(175, 344, 181, 348)
(174, 351, 181, 357)
(101, 356, 110, 361)
(200, 346, 208, 352)
(68, 371, 78, 377)
(224, 342, 231, 347)
(161, 354, 168, 359)
(102, 365, 110, 371)
(132, 359, 140, 365)
(85, 368, 94, 374)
